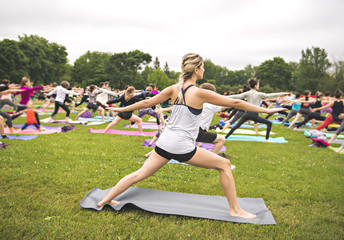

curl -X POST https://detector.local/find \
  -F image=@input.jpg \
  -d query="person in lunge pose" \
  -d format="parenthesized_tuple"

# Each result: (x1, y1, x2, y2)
(97, 53, 284, 219)
(103, 86, 145, 135)
(225, 78, 288, 142)
(46, 81, 79, 123)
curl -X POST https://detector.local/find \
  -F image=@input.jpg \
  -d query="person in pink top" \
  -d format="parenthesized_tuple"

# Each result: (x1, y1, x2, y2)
(12, 77, 45, 124)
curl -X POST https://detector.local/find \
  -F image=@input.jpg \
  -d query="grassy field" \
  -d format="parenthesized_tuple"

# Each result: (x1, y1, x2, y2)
(0, 106, 343, 239)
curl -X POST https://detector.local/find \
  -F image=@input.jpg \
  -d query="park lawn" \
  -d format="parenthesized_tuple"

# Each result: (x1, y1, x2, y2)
(0, 109, 343, 240)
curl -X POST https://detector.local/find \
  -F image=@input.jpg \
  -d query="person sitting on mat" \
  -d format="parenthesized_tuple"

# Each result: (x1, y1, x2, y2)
(15, 101, 43, 133)
(97, 53, 285, 219)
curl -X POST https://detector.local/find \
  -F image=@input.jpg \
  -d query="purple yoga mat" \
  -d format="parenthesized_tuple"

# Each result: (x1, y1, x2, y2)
(89, 128, 158, 136)
(1, 135, 38, 140)
(142, 139, 227, 152)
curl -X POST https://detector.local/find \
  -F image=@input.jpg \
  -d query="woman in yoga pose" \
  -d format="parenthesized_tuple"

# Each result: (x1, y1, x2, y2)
(46, 81, 79, 123)
(103, 86, 145, 135)
(97, 53, 285, 219)
(312, 89, 344, 131)
(75, 85, 105, 121)
(288, 90, 313, 129)
(225, 78, 288, 142)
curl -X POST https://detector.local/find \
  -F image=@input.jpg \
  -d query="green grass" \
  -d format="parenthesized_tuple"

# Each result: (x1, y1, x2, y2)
(0, 106, 343, 239)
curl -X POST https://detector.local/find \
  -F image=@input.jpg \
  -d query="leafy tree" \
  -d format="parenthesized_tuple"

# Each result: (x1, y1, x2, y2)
(147, 69, 176, 90)
(244, 64, 258, 78)
(163, 62, 170, 77)
(295, 46, 331, 92)
(0, 39, 29, 82)
(153, 57, 160, 70)
(105, 50, 151, 89)
(18, 34, 68, 85)
(71, 51, 110, 87)
(256, 57, 292, 91)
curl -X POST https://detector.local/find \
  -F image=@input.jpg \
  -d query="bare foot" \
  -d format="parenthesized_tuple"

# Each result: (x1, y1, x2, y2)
(139, 133, 145, 136)
(48, 118, 54, 123)
(97, 199, 120, 208)
(265, 139, 273, 143)
(230, 208, 256, 219)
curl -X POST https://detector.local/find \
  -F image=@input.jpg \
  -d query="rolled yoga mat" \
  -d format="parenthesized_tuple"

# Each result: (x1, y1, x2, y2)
(142, 139, 227, 152)
(80, 187, 277, 225)
(89, 128, 158, 136)
(224, 135, 288, 143)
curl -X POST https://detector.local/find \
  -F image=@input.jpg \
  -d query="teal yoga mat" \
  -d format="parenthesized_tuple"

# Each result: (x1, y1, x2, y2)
(224, 135, 288, 143)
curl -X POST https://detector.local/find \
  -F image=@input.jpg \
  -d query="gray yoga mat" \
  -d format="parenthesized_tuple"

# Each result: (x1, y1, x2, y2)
(80, 187, 276, 225)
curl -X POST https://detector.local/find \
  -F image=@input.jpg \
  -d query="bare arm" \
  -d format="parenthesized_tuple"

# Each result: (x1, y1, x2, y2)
(198, 89, 284, 114)
(109, 86, 174, 112)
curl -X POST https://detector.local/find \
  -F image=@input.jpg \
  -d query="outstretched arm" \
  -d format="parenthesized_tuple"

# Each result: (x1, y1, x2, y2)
(312, 101, 335, 112)
(199, 89, 285, 114)
(109, 86, 174, 112)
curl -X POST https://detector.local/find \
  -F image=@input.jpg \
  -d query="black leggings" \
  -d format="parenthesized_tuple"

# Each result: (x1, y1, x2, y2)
(51, 101, 70, 118)
(75, 95, 89, 107)
(295, 112, 326, 128)
(265, 110, 288, 119)
(225, 112, 272, 139)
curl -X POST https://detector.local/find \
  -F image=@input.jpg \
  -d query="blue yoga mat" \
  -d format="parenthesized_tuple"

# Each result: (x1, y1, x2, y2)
(220, 120, 267, 129)
(0, 135, 38, 140)
(225, 135, 288, 143)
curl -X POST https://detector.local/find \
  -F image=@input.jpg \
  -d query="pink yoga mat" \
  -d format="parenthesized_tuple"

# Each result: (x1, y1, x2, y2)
(89, 128, 158, 136)
(4, 127, 61, 135)
(41, 118, 87, 124)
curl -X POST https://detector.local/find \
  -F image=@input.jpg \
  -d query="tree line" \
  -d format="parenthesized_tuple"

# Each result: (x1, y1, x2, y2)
(1, 34, 343, 94)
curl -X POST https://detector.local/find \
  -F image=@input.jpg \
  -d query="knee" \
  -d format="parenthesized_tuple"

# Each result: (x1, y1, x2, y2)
(216, 135, 226, 144)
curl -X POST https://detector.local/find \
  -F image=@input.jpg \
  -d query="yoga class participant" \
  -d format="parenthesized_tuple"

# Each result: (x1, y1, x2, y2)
(46, 81, 79, 123)
(97, 53, 284, 219)
(12, 77, 44, 124)
(313, 89, 344, 131)
(281, 94, 301, 124)
(15, 101, 43, 133)
(129, 86, 164, 130)
(328, 117, 344, 144)
(104, 86, 145, 135)
(288, 90, 312, 129)
(75, 85, 105, 121)
(41, 82, 58, 111)
(225, 78, 288, 142)
(293, 92, 328, 129)
(96, 82, 117, 118)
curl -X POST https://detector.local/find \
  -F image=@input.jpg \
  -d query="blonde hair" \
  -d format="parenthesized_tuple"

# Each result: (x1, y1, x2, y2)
(125, 86, 135, 101)
(177, 53, 203, 102)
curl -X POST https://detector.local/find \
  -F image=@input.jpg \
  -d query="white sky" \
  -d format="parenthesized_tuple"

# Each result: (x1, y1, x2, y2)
(1, 0, 343, 71)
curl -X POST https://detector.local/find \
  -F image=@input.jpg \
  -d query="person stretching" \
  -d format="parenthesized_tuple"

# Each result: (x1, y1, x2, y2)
(104, 86, 145, 135)
(312, 89, 344, 131)
(225, 78, 288, 142)
(75, 85, 105, 121)
(97, 53, 284, 219)
(15, 101, 43, 133)
(46, 81, 79, 123)
(328, 117, 344, 144)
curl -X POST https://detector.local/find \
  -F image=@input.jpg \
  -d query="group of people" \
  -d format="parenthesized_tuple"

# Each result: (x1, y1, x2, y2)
(1, 53, 343, 219)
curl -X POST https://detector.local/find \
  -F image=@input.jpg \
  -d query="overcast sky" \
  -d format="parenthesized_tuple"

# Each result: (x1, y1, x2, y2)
(1, 0, 343, 71)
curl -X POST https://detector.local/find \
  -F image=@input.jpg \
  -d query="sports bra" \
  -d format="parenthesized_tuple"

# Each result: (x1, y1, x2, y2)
(173, 84, 202, 115)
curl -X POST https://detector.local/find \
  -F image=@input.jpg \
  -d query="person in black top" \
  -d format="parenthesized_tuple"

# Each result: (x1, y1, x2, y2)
(103, 86, 145, 135)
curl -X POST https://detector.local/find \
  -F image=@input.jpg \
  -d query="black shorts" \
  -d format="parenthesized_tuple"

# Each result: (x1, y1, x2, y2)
(86, 103, 99, 111)
(155, 146, 197, 163)
(118, 111, 133, 120)
(196, 127, 217, 143)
